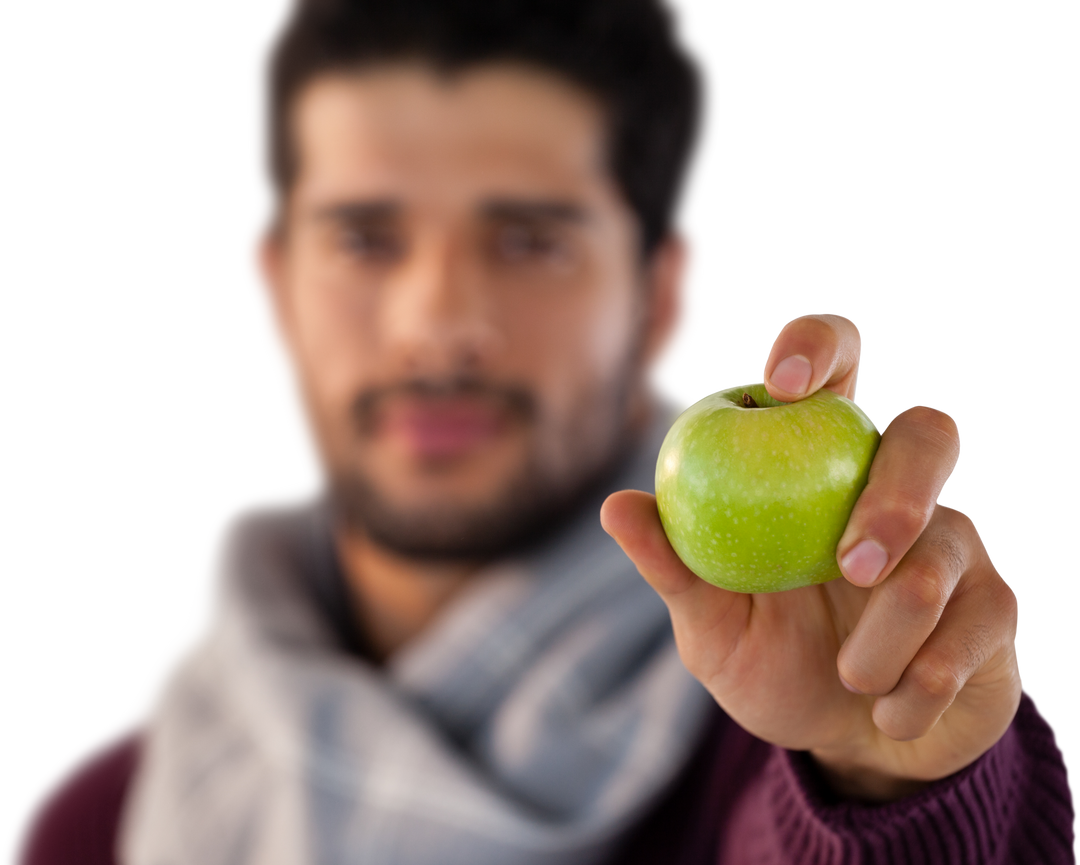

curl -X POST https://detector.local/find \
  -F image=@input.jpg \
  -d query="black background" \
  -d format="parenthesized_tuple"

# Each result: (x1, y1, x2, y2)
(8, 5, 1071, 816)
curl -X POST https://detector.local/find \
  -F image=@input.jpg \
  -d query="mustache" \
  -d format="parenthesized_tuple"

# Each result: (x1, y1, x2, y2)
(350, 377, 538, 435)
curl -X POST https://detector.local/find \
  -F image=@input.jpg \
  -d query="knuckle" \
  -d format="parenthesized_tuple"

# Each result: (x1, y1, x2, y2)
(782, 315, 842, 356)
(798, 313, 844, 337)
(875, 492, 934, 540)
(922, 509, 983, 584)
(873, 705, 934, 743)
(998, 580, 1018, 625)
(937, 506, 975, 539)
(836, 657, 882, 696)
(908, 654, 963, 701)
(901, 406, 960, 455)
(957, 621, 993, 672)
(792, 313, 857, 348)
(986, 576, 1018, 632)
(924, 526, 968, 582)
(954, 509, 993, 561)
(892, 561, 950, 615)
(989, 570, 1019, 609)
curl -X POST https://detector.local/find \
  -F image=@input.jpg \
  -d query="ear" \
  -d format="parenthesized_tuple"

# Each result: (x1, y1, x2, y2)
(259, 227, 299, 358)
(639, 233, 685, 367)
(236, 210, 287, 358)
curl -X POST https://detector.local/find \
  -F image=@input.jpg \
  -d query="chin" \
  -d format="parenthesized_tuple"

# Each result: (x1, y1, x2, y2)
(328, 452, 605, 562)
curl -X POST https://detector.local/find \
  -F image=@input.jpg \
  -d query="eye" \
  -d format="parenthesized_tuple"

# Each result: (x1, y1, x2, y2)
(491, 222, 568, 264)
(339, 224, 404, 262)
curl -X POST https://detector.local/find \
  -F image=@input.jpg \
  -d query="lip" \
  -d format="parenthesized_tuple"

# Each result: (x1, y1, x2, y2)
(376, 397, 511, 459)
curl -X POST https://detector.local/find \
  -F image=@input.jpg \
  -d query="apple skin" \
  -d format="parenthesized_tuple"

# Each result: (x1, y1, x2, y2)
(655, 384, 880, 593)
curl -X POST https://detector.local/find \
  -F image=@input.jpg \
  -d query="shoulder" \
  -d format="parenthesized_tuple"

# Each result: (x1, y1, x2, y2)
(20, 733, 141, 865)
(201, 479, 319, 539)
(221, 499, 330, 565)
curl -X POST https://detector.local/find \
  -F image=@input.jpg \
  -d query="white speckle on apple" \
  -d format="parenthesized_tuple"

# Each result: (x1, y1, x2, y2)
(656, 385, 879, 592)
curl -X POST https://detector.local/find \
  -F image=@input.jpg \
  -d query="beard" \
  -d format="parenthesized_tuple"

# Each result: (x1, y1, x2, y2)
(327, 372, 637, 561)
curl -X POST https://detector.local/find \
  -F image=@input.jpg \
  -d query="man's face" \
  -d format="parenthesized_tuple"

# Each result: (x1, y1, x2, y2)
(266, 63, 678, 558)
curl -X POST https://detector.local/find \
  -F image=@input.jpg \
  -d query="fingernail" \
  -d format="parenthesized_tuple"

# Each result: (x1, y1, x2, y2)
(770, 355, 813, 395)
(840, 539, 889, 587)
(840, 675, 864, 695)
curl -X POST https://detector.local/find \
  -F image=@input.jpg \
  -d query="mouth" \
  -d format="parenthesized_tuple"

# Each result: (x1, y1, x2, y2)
(354, 379, 536, 462)
(378, 398, 510, 459)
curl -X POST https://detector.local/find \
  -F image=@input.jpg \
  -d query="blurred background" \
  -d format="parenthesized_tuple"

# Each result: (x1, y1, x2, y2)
(1, 1, 1077, 858)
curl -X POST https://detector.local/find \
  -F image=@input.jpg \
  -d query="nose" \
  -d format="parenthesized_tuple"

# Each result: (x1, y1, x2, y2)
(381, 232, 502, 377)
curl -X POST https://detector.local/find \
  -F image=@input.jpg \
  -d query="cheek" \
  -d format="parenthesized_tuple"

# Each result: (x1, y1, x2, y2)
(567, 251, 641, 377)
(579, 284, 640, 375)
(503, 274, 639, 410)
(286, 249, 380, 411)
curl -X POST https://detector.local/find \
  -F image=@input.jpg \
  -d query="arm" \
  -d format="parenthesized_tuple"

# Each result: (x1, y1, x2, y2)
(725, 694, 1072, 863)
(602, 315, 1074, 862)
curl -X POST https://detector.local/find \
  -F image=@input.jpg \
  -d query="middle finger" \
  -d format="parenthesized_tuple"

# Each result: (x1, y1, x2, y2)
(836, 506, 972, 697)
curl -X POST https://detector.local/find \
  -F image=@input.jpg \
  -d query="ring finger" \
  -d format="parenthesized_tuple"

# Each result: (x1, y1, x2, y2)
(836, 506, 972, 700)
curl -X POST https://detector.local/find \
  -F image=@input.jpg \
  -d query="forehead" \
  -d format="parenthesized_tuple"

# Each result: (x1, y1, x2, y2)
(290, 63, 615, 209)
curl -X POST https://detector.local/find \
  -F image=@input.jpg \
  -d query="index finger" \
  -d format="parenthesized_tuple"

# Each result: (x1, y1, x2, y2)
(836, 406, 960, 589)
(764, 314, 861, 402)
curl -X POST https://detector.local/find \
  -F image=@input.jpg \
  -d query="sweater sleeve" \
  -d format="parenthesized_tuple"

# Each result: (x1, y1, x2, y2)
(718, 694, 1074, 864)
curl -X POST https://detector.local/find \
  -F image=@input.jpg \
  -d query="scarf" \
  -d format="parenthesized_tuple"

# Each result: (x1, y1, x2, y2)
(121, 412, 715, 865)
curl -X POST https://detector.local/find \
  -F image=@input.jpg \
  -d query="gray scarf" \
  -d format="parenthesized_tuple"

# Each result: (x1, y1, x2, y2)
(121, 413, 715, 865)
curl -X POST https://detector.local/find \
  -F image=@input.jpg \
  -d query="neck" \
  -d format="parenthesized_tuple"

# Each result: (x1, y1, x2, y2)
(334, 530, 478, 661)
(332, 389, 657, 660)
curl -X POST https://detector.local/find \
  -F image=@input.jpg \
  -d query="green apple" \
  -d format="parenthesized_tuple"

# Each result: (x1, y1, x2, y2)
(655, 383, 880, 593)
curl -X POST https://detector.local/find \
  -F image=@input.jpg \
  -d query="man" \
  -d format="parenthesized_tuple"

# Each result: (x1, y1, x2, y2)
(23, 0, 1074, 863)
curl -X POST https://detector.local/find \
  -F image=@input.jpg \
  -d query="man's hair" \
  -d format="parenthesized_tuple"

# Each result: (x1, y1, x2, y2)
(268, 0, 701, 256)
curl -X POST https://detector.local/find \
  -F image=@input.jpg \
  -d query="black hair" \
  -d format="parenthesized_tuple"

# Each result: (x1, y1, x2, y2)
(268, 0, 701, 256)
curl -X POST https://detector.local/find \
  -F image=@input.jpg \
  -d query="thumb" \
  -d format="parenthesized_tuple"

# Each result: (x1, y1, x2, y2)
(601, 490, 697, 595)
(601, 490, 748, 640)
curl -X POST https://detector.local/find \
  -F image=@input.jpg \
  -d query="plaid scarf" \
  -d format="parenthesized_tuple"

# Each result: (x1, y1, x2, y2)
(121, 411, 714, 865)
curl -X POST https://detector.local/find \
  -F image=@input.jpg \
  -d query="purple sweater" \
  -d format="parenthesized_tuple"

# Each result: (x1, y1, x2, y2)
(21, 693, 1074, 864)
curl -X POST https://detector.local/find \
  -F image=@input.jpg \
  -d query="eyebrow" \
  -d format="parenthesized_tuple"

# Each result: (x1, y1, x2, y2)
(312, 197, 589, 225)
(315, 200, 401, 224)
(481, 199, 590, 223)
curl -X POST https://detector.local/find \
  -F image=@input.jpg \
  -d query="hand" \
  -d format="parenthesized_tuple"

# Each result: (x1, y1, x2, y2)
(602, 314, 1022, 800)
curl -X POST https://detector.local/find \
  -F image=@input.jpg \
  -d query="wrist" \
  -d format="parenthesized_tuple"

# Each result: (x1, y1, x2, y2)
(808, 749, 929, 803)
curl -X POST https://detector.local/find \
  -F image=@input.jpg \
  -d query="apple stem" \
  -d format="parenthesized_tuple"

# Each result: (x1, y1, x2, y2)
(742, 392, 760, 408)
